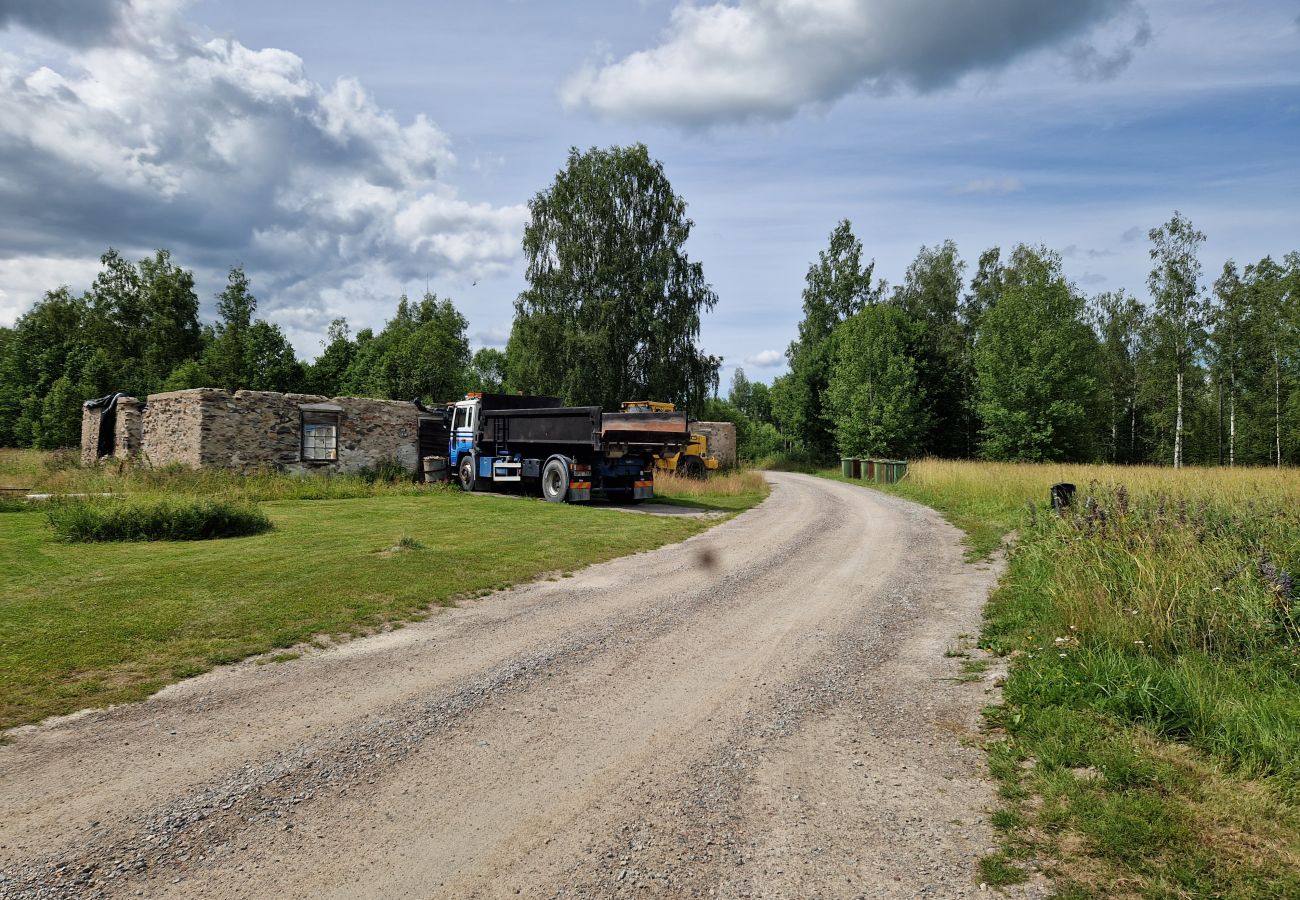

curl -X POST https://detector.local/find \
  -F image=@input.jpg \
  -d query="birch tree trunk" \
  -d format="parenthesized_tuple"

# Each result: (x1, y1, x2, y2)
(1174, 369, 1184, 469)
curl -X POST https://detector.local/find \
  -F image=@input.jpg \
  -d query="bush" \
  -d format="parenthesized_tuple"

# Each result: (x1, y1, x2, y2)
(46, 497, 273, 542)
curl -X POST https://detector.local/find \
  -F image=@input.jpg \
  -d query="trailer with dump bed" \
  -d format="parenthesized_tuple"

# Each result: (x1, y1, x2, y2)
(427, 393, 692, 503)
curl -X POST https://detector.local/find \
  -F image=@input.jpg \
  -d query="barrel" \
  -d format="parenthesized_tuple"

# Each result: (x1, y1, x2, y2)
(422, 455, 449, 483)
(841, 457, 854, 477)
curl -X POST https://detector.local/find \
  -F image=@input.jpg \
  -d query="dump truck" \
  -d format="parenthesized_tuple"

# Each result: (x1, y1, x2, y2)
(424, 393, 692, 503)
(620, 400, 720, 478)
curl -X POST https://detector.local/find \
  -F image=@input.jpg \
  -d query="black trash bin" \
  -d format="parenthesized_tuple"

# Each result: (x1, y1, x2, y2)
(1051, 482, 1076, 513)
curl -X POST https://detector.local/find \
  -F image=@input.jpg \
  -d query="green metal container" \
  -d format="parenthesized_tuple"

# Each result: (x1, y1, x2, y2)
(841, 457, 854, 477)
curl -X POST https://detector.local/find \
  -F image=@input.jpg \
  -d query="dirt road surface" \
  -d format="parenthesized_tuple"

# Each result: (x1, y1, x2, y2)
(1, 472, 1042, 899)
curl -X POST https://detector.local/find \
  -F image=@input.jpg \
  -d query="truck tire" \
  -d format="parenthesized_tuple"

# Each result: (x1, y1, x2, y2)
(680, 455, 707, 479)
(458, 454, 478, 492)
(541, 457, 569, 503)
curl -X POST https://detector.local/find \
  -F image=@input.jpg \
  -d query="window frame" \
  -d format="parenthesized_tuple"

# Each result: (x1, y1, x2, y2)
(300, 409, 341, 463)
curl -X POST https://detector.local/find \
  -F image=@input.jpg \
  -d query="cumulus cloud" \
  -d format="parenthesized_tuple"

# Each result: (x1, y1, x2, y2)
(0, 0, 526, 344)
(744, 349, 784, 367)
(563, 0, 1151, 126)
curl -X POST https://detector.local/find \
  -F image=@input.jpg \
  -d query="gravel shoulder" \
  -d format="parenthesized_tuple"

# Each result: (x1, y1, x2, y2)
(0, 472, 1045, 899)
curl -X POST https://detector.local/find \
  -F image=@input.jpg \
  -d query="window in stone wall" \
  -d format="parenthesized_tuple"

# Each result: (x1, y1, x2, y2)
(301, 410, 340, 462)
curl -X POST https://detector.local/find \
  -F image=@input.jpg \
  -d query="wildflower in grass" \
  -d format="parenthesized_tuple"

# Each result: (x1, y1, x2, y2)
(1115, 483, 1129, 517)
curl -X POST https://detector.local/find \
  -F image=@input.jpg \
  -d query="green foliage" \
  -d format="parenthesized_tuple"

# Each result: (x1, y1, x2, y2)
(1147, 212, 1210, 468)
(825, 303, 927, 457)
(46, 497, 272, 542)
(468, 347, 509, 393)
(343, 293, 469, 403)
(783, 220, 881, 458)
(507, 144, 719, 411)
(975, 246, 1100, 462)
(890, 239, 970, 457)
(200, 266, 304, 393)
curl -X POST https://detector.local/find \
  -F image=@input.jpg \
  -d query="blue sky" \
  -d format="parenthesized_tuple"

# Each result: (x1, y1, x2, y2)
(1, 0, 1297, 384)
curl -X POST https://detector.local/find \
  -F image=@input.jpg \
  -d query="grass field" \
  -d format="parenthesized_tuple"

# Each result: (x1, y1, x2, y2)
(1, 450, 767, 731)
(836, 459, 1300, 897)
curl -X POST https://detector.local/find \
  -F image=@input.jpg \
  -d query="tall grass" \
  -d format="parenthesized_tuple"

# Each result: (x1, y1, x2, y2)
(870, 459, 1300, 893)
(0, 448, 431, 502)
(46, 497, 272, 542)
(654, 467, 768, 499)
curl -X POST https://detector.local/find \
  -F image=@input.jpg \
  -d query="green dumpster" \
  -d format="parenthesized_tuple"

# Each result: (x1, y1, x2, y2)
(841, 457, 853, 477)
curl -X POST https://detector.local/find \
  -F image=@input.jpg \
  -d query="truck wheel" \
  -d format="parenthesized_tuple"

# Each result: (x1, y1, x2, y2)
(458, 455, 477, 492)
(541, 457, 569, 503)
(681, 455, 707, 479)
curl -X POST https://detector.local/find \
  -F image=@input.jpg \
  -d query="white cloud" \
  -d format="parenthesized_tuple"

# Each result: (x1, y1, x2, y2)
(563, 0, 1149, 126)
(0, 0, 526, 349)
(953, 176, 1023, 196)
(744, 349, 784, 367)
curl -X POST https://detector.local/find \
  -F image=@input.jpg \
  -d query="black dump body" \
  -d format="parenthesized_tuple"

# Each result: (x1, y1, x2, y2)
(479, 397, 691, 455)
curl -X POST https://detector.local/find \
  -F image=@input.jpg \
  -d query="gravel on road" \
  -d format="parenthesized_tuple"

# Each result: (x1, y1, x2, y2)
(0, 472, 1048, 899)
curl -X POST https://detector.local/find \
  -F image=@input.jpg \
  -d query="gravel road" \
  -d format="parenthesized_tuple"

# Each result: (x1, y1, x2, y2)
(0, 472, 1046, 899)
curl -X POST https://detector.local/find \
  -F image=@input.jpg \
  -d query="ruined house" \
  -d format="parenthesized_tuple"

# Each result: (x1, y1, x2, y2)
(82, 388, 432, 475)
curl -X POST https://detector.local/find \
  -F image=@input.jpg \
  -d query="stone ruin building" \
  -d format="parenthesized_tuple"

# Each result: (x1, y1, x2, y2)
(81, 388, 430, 476)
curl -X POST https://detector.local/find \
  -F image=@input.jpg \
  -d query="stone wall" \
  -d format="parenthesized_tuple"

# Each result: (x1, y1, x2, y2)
(80, 396, 143, 464)
(134, 388, 420, 475)
(115, 398, 143, 458)
(693, 421, 737, 468)
(80, 406, 102, 466)
(142, 390, 208, 468)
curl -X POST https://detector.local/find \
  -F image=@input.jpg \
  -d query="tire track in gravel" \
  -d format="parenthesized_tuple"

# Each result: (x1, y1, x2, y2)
(1, 473, 1046, 899)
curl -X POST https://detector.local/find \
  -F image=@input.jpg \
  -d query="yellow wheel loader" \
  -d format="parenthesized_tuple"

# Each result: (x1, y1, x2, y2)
(619, 401, 720, 478)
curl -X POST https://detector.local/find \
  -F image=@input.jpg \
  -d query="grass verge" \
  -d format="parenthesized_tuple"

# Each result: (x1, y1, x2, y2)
(1, 487, 712, 731)
(651, 468, 770, 511)
(809, 459, 1300, 897)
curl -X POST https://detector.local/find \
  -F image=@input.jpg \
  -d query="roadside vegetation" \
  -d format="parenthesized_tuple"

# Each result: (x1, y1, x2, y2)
(0, 449, 766, 731)
(843, 459, 1300, 897)
(651, 468, 769, 511)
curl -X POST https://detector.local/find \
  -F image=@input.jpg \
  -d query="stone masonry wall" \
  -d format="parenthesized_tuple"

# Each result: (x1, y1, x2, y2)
(141, 390, 208, 468)
(80, 406, 102, 466)
(80, 396, 143, 464)
(133, 388, 420, 475)
(115, 398, 143, 458)
(693, 421, 737, 468)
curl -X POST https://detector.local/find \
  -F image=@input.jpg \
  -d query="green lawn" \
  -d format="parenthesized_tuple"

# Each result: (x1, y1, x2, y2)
(0, 490, 715, 730)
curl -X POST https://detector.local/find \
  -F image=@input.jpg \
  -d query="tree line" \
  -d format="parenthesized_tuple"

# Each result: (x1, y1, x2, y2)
(0, 144, 719, 449)
(5, 141, 1298, 467)
(725, 215, 1300, 466)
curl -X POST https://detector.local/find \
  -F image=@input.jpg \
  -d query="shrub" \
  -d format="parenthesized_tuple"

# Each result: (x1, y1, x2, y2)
(46, 497, 273, 542)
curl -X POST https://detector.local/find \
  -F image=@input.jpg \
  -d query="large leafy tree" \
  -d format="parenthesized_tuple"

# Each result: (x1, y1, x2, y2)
(304, 319, 359, 397)
(825, 303, 927, 458)
(507, 144, 719, 411)
(890, 240, 967, 457)
(975, 246, 1100, 462)
(785, 220, 881, 457)
(467, 347, 509, 393)
(344, 293, 470, 403)
(199, 266, 303, 393)
(1091, 290, 1149, 464)
(1147, 212, 1209, 468)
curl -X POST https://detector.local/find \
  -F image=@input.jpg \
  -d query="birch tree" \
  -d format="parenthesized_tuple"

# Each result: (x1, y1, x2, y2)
(1147, 212, 1208, 469)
